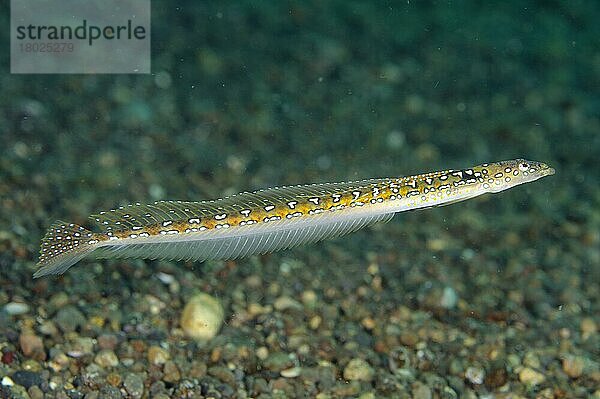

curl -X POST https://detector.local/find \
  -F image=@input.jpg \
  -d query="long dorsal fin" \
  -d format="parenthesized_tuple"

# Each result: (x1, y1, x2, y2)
(89, 180, 389, 232)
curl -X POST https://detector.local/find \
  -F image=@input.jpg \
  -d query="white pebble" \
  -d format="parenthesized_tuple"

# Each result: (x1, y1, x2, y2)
(4, 302, 30, 315)
(440, 287, 458, 309)
(280, 367, 301, 378)
(180, 293, 224, 341)
(1, 376, 14, 386)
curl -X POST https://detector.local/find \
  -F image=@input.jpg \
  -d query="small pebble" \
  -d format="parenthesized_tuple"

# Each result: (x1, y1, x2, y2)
(54, 306, 86, 333)
(97, 334, 118, 350)
(581, 317, 597, 339)
(98, 385, 122, 399)
(518, 367, 545, 385)
(256, 347, 269, 360)
(4, 302, 29, 315)
(332, 380, 362, 397)
(247, 302, 271, 316)
(1, 376, 14, 386)
(280, 366, 301, 378)
(49, 292, 69, 309)
(485, 367, 508, 388)
(309, 315, 322, 330)
(106, 373, 122, 387)
(66, 337, 94, 358)
(123, 373, 144, 399)
(189, 361, 207, 379)
(38, 320, 58, 336)
(94, 349, 119, 368)
(156, 272, 175, 284)
(89, 315, 105, 328)
(361, 317, 376, 330)
(274, 296, 302, 311)
(343, 358, 374, 382)
(465, 366, 485, 385)
(1, 351, 15, 365)
(11, 370, 43, 389)
(163, 360, 181, 383)
(28, 385, 44, 399)
(148, 346, 169, 365)
(412, 382, 432, 399)
(440, 286, 458, 309)
(208, 366, 236, 385)
(19, 333, 46, 361)
(21, 360, 41, 373)
(180, 293, 224, 341)
(523, 351, 541, 368)
(562, 355, 585, 378)
(301, 290, 318, 308)
(263, 352, 293, 372)
(48, 351, 70, 372)
(7, 384, 30, 399)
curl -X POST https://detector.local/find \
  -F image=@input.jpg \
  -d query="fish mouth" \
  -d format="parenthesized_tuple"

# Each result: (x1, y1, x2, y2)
(540, 163, 555, 177)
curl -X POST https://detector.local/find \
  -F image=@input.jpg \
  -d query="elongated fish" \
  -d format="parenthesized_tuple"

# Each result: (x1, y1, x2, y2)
(35, 159, 554, 278)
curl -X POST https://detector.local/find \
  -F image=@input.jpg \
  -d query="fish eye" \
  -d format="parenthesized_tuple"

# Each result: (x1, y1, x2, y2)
(518, 162, 529, 171)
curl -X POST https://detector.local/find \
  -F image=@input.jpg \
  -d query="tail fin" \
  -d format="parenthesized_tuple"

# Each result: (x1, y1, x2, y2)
(34, 221, 98, 278)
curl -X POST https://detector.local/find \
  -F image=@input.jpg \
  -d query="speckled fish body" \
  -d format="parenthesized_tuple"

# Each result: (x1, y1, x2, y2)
(35, 159, 554, 278)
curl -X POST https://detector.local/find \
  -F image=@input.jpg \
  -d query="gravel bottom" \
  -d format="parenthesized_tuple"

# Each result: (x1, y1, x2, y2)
(1, 1, 598, 398)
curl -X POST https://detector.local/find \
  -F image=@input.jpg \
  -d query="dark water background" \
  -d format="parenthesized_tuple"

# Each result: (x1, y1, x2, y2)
(1, 2, 598, 398)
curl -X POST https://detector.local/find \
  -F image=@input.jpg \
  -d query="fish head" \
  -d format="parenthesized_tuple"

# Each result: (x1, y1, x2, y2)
(476, 159, 555, 193)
